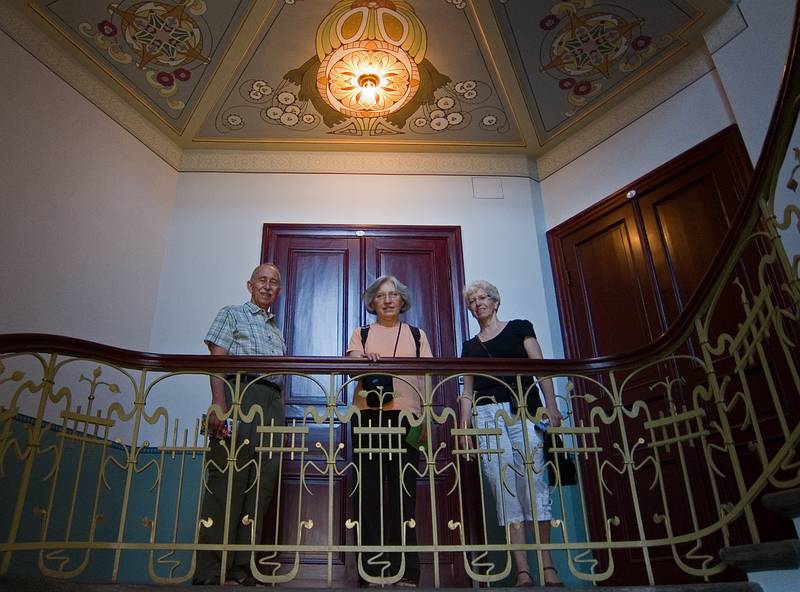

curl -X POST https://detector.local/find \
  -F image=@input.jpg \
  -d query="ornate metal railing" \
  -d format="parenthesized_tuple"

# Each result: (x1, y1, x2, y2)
(2, 5, 800, 589)
(0, 319, 797, 587)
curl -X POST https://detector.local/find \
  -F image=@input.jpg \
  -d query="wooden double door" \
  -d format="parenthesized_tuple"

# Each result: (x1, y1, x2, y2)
(260, 224, 469, 587)
(548, 126, 800, 584)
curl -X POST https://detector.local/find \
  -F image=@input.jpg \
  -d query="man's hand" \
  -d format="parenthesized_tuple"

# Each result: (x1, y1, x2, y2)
(208, 344, 230, 437)
(206, 393, 229, 436)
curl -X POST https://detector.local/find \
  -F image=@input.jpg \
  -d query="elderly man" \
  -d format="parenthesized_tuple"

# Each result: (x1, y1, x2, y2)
(194, 263, 286, 586)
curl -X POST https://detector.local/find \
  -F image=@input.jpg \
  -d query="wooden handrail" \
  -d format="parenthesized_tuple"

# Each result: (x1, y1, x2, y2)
(0, 332, 624, 374)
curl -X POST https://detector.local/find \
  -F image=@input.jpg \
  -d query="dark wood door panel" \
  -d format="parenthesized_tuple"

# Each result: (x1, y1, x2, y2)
(271, 235, 362, 356)
(638, 156, 748, 325)
(559, 203, 663, 358)
(269, 235, 362, 405)
(640, 171, 732, 312)
(366, 236, 457, 358)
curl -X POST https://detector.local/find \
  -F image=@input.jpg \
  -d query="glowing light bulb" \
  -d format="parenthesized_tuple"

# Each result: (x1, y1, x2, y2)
(358, 73, 381, 88)
(356, 72, 381, 108)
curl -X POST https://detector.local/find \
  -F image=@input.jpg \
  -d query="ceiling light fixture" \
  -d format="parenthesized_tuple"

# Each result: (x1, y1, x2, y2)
(316, 0, 425, 119)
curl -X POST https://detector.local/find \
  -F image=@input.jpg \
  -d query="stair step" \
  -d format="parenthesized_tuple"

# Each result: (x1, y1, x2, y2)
(720, 539, 800, 572)
(762, 488, 800, 519)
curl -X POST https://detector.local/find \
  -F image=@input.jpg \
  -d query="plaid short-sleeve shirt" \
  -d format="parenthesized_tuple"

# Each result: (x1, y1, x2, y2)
(204, 302, 286, 376)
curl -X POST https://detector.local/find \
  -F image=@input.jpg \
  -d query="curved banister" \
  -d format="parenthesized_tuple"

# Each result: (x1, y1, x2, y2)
(0, 331, 631, 374)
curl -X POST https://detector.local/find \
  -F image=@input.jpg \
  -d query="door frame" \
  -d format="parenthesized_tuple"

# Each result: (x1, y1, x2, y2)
(261, 224, 469, 352)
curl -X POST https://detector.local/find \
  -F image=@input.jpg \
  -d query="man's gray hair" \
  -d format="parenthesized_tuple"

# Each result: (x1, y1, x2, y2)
(250, 262, 281, 283)
(364, 275, 412, 314)
(463, 279, 501, 306)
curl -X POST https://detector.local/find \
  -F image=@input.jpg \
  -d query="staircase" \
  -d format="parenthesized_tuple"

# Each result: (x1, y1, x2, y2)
(720, 488, 800, 592)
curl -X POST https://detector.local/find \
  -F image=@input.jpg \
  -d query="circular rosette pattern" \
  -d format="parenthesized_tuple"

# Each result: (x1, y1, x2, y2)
(317, 40, 420, 119)
(112, 2, 207, 68)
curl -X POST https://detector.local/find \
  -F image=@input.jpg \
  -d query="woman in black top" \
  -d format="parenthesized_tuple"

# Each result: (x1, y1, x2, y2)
(459, 280, 563, 587)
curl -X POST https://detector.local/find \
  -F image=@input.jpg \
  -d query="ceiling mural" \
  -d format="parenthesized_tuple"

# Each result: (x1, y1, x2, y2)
(197, 0, 522, 145)
(4, 0, 741, 174)
(31, 0, 256, 131)
(491, 0, 704, 144)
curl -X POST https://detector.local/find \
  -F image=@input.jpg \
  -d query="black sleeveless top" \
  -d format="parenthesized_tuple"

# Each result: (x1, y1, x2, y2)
(460, 319, 540, 411)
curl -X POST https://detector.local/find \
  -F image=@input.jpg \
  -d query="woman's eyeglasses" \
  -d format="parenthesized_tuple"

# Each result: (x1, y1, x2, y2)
(467, 294, 492, 306)
(374, 291, 400, 302)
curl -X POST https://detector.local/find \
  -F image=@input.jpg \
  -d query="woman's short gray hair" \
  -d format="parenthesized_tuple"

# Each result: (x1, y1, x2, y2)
(364, 275, 412, 314)
(463, 279, 501, 306)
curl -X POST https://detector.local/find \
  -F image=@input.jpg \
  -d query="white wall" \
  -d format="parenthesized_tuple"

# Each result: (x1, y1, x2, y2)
(713, 0, 795, 163)
(149, 173, 559, 358)
(0, 30, 177, 349)
(146, 172, 564, 441)
(714, 0, 799, 278)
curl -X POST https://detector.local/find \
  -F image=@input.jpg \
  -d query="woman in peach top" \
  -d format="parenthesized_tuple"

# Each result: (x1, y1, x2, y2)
(347, 275, 433, 587)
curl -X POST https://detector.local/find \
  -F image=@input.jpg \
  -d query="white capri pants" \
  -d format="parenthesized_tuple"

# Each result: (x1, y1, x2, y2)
(475, 402, 551, 525)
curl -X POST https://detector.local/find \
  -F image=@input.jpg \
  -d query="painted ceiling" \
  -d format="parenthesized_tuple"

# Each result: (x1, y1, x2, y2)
(3, 0, 740, 175)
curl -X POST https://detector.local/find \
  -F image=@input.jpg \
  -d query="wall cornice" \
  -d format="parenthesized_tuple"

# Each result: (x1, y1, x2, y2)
(179, 149, 531, 177)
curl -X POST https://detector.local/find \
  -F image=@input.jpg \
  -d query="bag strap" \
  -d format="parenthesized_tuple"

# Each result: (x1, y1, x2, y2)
(361, 324, 421, 357)
(410, 325, 421, 357)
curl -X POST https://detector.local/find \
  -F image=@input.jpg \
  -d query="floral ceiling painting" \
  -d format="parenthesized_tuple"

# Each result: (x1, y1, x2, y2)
(11, 0, 738, 167)
(491, 0, 705, 144)
(198, 0, 522, 145)
(32, 0, 256, 132)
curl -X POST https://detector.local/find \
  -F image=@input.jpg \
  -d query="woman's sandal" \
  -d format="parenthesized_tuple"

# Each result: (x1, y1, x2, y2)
(543, 566, 565, 587)
(515, 569, 533, 587)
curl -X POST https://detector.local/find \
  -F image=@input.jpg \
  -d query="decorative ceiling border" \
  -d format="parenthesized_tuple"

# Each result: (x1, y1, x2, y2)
(491, 0, 708, 146)
(0, 1, 182, 168)
(0, 0, 747, 180)
(0, 2, 531, 177)
(536, 45, 717, 179)
(179, 149, 531, 177)
(28, 0, 259, 135)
